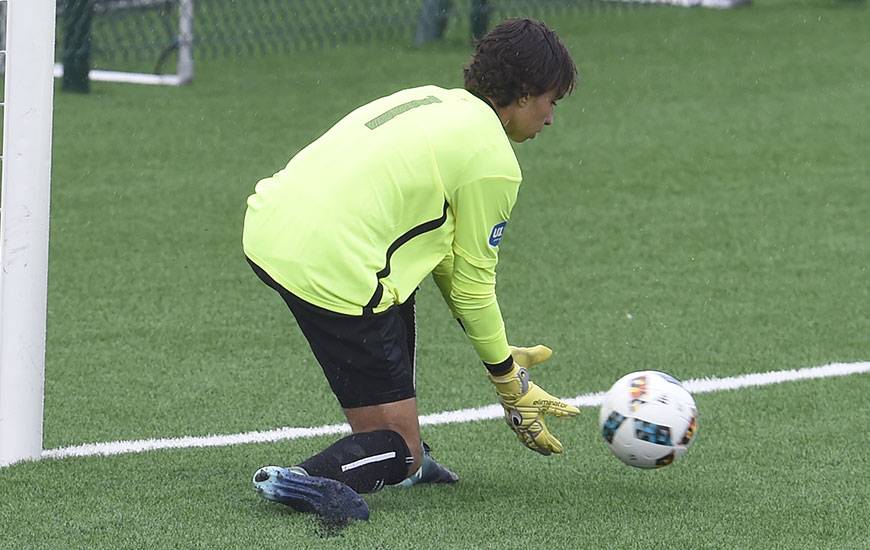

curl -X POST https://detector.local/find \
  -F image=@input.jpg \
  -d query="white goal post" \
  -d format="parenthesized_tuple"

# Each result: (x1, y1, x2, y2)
(0, 0, 55, 467)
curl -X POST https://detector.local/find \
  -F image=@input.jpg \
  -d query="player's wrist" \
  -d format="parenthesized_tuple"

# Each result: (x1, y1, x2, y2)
(484, 354, 514, 377)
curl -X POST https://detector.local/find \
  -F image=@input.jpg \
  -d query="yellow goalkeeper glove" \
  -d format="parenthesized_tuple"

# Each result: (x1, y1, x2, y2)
(489, 345, 580, 455)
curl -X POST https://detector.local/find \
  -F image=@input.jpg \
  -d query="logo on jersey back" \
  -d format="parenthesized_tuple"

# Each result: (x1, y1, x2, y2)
(489, 222, 507, 247)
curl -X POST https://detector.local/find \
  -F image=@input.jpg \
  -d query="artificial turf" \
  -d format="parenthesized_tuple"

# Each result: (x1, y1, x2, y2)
(1, 1, 868, 547)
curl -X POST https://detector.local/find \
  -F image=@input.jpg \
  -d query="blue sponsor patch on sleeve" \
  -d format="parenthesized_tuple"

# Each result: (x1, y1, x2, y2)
(488, 221, 507, 247)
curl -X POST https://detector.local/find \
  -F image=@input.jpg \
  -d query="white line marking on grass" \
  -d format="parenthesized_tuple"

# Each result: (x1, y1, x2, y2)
(30, 361, 870, 464)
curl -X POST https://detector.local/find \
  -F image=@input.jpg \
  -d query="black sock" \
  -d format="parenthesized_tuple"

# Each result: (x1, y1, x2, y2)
(297, 430, 413, 494)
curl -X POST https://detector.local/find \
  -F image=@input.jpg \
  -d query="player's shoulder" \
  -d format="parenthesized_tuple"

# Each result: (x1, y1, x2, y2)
(432, 89, 520, 180)
(364, 85, 451, 108)
(345, 85, 452, 126)
(385, 86, 491, 113)
(356, 86, 491, 122)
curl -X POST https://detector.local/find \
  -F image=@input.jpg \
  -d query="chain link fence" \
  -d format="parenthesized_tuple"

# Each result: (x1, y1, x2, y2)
(55, 0, 632, 74)
(57, 0, 183, 74)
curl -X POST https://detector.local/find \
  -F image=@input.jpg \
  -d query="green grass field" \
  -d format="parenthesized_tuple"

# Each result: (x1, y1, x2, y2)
(2, 1, 869, 548)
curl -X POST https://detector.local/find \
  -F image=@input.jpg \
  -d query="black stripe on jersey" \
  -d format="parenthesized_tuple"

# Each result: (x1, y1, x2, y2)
(363, 200, 450, 315)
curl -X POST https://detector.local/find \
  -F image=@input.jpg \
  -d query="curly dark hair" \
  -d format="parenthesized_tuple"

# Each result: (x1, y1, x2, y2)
(464, 19, 577, 107)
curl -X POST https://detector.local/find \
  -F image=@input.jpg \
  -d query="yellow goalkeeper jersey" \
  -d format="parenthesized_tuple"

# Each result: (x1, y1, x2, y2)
(243, 85, 521, 364)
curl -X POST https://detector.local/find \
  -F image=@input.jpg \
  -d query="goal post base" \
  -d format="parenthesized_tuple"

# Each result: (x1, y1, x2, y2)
(53, 63, 192, 87)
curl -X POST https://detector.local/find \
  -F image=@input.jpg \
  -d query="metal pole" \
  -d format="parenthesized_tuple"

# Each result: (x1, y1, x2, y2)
(0, 0, 56, 467)
(177, 0, 194, 84)
(61, 0, 92, 93)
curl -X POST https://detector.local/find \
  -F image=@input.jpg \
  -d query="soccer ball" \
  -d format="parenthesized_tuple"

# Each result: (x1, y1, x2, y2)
(598, 370, 698, 469)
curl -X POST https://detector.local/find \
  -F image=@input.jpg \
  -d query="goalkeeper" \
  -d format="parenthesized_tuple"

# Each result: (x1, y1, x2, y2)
(243, 18, 579, 523)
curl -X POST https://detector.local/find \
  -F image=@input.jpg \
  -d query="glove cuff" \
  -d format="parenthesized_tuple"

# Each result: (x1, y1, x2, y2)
(488, 362, 520, 384)
(484, 354, 514, 376)
(489, 363, 531, 397)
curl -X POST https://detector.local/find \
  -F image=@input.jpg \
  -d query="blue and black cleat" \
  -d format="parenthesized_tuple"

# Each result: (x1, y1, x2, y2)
(398, 442, 459, 487)
(253, 466, 370, 522)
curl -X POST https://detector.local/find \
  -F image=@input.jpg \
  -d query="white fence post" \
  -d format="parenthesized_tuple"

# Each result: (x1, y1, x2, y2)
(177, 0, 194, 84)
(0, 0, 56, 467)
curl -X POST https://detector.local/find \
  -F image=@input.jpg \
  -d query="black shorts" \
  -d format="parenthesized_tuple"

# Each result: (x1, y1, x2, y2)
(248, 259, 417, 409)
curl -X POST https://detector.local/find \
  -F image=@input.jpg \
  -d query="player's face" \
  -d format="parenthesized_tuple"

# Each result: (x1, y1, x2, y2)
(506, 90, 559, 142)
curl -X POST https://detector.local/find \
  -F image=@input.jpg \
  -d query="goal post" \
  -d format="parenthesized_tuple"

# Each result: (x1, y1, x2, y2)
(0, 0, 56, 467)
(55, 0, 194, 88)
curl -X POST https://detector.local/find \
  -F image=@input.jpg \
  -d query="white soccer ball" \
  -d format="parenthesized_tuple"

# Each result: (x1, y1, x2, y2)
(598, 370, 698, 469)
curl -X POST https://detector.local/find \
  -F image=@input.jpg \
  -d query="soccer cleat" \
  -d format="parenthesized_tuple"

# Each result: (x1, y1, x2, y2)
(397, 442, 459, 487)
(252, 466, 370, 522)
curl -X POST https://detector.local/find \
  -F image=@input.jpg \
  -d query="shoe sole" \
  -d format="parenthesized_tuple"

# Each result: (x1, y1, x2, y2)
(425, 467, 459, 484)
(397, 461, 459, 487)
(253, 466, 370, 522)
(421, 442, 459, 484)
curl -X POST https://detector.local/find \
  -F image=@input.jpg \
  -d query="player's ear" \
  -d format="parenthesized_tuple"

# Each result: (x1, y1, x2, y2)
(516, 94, 530, 108)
